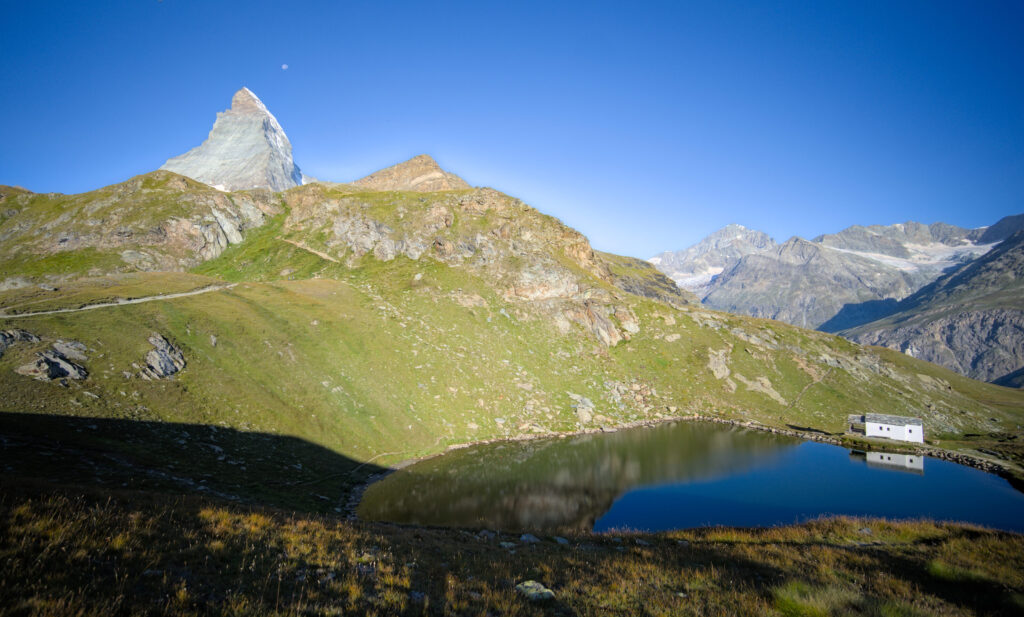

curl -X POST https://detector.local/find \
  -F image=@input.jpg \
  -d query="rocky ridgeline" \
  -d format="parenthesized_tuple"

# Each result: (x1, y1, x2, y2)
(651, 219, 1018, 329)
(0, 172, 281, 285)
(352, 154, 471, 192)
(284, 182, 686, 347)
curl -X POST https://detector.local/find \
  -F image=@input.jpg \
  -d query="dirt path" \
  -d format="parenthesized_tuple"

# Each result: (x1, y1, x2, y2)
(280, 238, 340, 263)
(0, 283, 237, 319)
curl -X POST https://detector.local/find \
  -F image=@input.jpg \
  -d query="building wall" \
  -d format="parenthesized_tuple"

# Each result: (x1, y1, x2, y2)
(865, 421, 924, 443)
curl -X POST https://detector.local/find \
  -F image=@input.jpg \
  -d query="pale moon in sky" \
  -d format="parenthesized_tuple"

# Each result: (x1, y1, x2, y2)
(281, 64, 289, 70)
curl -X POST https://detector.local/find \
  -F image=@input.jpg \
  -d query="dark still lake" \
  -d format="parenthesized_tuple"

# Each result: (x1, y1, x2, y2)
(358, 421, 1024, 534)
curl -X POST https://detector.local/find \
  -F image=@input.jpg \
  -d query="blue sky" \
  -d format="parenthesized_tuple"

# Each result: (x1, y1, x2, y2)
(1, 1, 1022, 257)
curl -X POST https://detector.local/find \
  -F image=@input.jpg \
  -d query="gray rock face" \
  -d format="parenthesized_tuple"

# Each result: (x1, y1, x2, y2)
(845, 231, 1024, 385)
(652, 219, 1000, 331)
(352, 155, 470, 192)
(0, 329, 39, 358)
(16, 346, 88, 381)
(141, 333, 186, 379)
(568, 392, 595, 424)
(978, 214, 1024, 244)
(705, 237, 935, 329)
(813, 221, 980, 257)
(161, 88, 305, 192)
(649, 224, 775, 294)
(852, 309, 1024, 384)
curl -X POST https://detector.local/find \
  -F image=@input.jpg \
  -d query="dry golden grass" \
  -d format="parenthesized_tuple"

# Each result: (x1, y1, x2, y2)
(1, 485, 1022, 616)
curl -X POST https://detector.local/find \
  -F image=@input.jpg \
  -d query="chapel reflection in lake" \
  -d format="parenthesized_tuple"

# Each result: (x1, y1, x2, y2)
(849, 449, 924, 475)
(358, 422, 799, 532)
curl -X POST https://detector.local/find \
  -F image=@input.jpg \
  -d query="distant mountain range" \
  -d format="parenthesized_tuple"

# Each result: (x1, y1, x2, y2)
(651, 215, 1024, 385)
(843, 230, 1024, 386)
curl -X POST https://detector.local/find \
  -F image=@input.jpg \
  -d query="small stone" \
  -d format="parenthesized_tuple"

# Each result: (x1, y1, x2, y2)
(553, 536, 569, 545)
(677, 540, 690, 547)
(635, 539, 651, 546)
(858, 527, 873, 536)
(499, 541, 516, 549)
(515, 580, 555, 602)
(477, 529, 496, 540)
(520, 533, 540, 544)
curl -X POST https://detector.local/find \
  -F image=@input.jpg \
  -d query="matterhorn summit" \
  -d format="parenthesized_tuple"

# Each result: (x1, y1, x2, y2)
(161, 87, 307, 192)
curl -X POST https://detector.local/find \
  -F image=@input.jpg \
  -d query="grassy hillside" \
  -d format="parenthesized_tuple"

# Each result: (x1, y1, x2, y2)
(1, 177, 1023, 491)
(0, 172, 281, 281)
(2, 173, 1024, 615)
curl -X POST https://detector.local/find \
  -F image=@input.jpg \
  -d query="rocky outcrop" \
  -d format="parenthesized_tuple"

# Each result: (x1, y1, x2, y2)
(352, 155, 470, 192)
(734, 374, 787, 406)
(563, 303, 623, 346)
(282, 184, 635, 346)
(140, 333, 186, 380)
(161, 88, 306, 191)
(15, 343, 88, 381)
(707, 348, 731, 380)
(0, 171, 281, 282)
(601, 253, 696, 306)
(568, 393, 596, 425)
(0, 329, 40, 358)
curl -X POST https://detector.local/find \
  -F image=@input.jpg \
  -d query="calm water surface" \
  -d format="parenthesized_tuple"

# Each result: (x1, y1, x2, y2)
(358, 421, 1024, 533)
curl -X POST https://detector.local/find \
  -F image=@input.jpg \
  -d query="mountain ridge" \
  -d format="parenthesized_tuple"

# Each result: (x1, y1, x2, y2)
(352, 154, 471, 192)
(651, 216, 1024, 384)
(843, 230, 1024, 384)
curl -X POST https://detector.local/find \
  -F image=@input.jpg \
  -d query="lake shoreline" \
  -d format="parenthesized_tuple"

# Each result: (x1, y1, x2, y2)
(346, 412, 1022, 520)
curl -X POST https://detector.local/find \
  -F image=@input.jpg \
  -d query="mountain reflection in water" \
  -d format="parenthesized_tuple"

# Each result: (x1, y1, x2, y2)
(358, 422, 798, 532)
